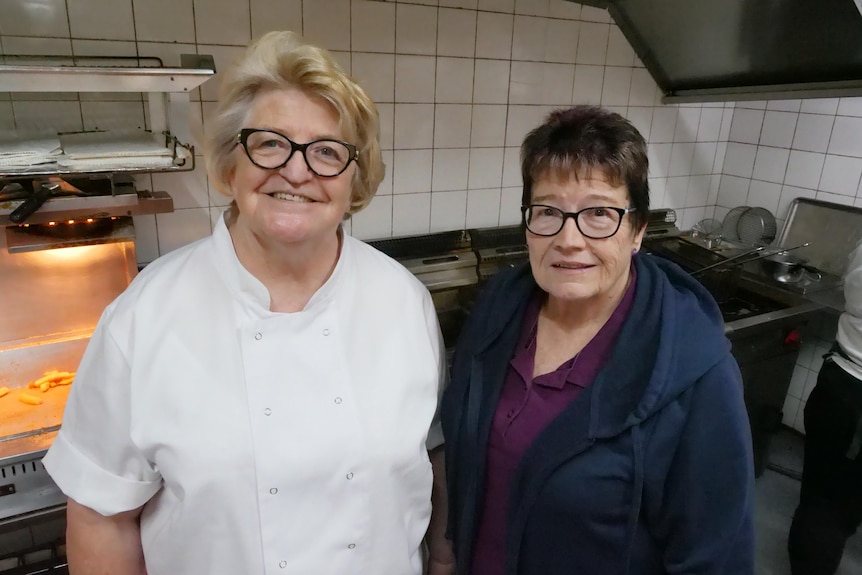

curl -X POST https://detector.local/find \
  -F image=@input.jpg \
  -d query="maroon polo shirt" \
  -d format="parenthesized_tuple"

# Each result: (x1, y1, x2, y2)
(470, 267, 637, 575)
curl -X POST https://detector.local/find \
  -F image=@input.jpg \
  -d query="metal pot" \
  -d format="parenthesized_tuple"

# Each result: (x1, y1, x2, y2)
(760, 253, 821, 284)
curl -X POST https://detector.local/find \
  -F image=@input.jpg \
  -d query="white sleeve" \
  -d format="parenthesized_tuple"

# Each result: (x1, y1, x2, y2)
(424, 292, 448, 451)
(42, 308, 162, 516)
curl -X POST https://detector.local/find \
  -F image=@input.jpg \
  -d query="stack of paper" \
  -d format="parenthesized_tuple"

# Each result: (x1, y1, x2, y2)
(0, 136, 62, 168)
(58, 131, 175, 170)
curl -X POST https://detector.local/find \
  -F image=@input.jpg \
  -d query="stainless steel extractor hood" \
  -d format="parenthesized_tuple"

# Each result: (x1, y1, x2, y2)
(577, 0, 862, 103)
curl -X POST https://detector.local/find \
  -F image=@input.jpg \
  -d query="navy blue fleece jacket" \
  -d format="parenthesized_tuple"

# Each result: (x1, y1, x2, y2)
(441, 253, 755, 575)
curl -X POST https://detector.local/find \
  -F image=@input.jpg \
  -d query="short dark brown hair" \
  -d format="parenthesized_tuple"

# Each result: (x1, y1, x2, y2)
(520, 106, 650, 231)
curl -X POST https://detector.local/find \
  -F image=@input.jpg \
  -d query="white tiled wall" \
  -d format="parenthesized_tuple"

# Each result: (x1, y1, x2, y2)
(1, 0, 857, 435)
(0, 0, 730, 265)
(717, 95, 862, 434)
(716, 98, 862, 232)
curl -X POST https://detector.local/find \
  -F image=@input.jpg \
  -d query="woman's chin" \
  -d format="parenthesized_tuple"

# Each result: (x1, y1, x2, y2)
(547, 287, 597, 304)
(537, 274, 598, 302)
(263, 219, 326, 245)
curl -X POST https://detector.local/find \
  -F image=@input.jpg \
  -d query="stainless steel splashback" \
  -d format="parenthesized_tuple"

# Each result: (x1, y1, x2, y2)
(368, 229, 477, 291)
(778, 199, 862, 277)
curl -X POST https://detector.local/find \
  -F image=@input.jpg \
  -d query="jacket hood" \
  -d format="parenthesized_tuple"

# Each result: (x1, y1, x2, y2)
(471, 253, 730, 438)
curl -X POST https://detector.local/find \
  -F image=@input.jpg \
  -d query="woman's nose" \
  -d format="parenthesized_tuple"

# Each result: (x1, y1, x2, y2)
(278, 149, 313, 182)
(556, 216, 588, 247)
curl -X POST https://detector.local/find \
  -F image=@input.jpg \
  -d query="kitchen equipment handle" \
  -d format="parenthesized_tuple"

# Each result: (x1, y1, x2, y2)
(731, 242, 811, 267)
(691, 246, 765, 276)
(801, 264, 821, 281)
(8, 183, 58, 224)
(692, 241, 812, 275)
(422, 255, 460, 265)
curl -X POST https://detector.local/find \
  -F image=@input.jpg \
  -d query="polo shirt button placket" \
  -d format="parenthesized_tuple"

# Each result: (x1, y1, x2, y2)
(254, 332, 263, 341)
(278, 560, 287, 569)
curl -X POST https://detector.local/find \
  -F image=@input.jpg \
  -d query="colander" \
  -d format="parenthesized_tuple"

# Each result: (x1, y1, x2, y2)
(737, 207, 777, 245)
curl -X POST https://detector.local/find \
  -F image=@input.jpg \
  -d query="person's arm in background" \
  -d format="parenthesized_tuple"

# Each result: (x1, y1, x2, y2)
(66, 499, 147, 575)
(426, 446, 455, 575)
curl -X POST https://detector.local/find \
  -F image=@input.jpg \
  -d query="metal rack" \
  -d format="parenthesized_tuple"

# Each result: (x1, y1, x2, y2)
(0, 54, 214, 146)
(0, 134, 193, 179)
(0, 55, 215, 223)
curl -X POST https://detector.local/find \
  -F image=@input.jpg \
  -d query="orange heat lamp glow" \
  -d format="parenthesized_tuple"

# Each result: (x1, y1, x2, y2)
(27, 243, 115, 265)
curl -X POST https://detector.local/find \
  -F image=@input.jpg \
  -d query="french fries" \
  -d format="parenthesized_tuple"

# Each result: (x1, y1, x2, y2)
(18, 393, 43, 406)
(3, 370, 77, 405)
(30, 370, 75, 389)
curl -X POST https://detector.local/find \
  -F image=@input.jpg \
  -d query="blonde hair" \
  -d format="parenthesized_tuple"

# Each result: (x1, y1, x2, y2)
(205, 31, 384, 215)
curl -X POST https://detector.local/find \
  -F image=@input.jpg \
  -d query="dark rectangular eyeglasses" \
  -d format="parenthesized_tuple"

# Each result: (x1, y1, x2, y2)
(521, 204, 634, 238)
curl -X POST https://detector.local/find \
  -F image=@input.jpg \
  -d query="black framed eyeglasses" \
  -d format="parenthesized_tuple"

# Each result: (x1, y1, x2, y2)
(236, 128, 359, 177)
(521, 204, 635, 239)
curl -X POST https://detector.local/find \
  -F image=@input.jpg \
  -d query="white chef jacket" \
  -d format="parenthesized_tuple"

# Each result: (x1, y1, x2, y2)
(43, 214, 446, 575)
(836, 240, 862, 381)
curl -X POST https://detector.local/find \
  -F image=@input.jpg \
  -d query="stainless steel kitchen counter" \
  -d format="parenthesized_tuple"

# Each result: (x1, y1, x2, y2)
(723, 300, 824, 337)
(804, 286, 845, 316)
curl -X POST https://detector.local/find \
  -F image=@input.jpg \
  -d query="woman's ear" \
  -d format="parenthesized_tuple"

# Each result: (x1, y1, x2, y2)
(632, 223, 647, 252)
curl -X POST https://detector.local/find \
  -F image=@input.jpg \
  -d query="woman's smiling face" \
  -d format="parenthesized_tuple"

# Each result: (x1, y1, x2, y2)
(227, 87, 355, 249)
(526, 170, 645, 307)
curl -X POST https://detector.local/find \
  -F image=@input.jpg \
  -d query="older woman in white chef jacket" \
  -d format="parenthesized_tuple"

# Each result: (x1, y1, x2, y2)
(43, 31, 454, 575)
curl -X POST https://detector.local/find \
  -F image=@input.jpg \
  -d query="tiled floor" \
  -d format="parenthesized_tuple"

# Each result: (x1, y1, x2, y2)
(756, 427, 862, 574)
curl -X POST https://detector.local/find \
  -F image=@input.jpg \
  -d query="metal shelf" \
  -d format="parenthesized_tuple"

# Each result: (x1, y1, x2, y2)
(0, 54, 215, 93)
(0, 55, 214, 175)
(0, 136, 195, 180)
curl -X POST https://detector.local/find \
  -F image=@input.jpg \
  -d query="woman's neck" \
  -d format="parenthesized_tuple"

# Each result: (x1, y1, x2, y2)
(228, 217, 342, 313)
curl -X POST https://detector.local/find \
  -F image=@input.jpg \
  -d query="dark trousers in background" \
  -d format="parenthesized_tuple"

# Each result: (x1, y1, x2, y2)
(788, 359, 862, 575)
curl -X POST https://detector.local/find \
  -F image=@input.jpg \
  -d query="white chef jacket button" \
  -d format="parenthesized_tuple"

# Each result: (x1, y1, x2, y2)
(348, 543, 356, 549)
(346, 472, 354, 480)
(264, 408, 272, 416)
(270, 488, 278, 495)
(254, 332, 262, 340)
(323, 328, 330, 336)
(279, 560, 287, 568)
(334, 396, 343, 404)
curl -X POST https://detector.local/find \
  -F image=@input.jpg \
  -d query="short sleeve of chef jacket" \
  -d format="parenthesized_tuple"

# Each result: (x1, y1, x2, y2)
(43, 305, 162, 516)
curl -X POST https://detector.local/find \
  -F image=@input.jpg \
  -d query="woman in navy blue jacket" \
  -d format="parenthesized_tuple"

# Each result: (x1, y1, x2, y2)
(441, 106, 755, 575)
